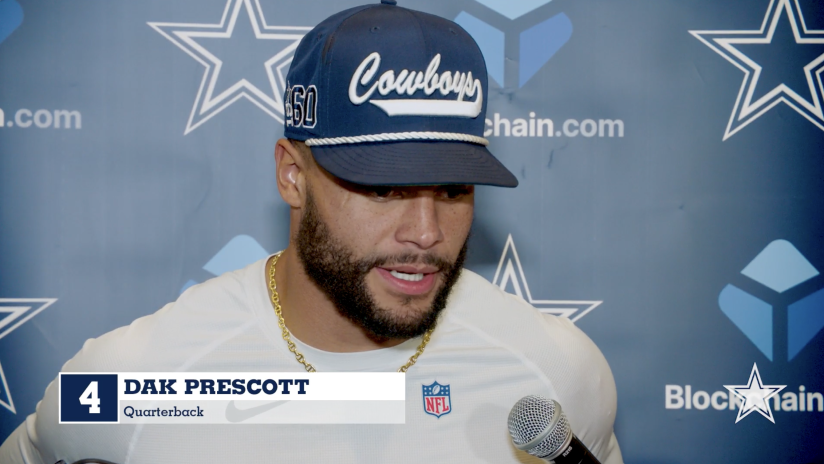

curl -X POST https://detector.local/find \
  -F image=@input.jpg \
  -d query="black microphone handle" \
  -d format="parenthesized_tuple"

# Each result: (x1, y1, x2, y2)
(543, 434, 601, 464)
(54, 459, 120, 464)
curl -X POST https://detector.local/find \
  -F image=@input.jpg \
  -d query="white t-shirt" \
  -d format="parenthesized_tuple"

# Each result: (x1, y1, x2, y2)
(0, 257, 623, 464)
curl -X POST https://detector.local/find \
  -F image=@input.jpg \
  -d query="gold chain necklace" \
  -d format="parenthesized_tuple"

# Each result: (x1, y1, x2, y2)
(267, 251, 434, 373)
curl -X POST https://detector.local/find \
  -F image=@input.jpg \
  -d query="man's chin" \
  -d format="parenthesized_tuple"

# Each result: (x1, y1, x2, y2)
(361, 285, 441, 336)
(370, 289, 438, 315)
(361, 308, 439, 341)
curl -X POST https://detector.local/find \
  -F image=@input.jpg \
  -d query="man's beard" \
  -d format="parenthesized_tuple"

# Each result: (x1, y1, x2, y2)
(296, 190, 468, 340)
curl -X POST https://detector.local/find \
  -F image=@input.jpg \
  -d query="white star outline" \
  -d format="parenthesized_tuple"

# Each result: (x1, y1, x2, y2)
(148, 0, 310, 134)
(690, 0, 824, 140)
(724, 362, 786, 424)
(491, 234, 601, 322)
(0, 299, 57, 414)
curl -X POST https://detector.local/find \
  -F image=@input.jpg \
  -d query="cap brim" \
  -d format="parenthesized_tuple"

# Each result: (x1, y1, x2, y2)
(309, 141, 518, 187)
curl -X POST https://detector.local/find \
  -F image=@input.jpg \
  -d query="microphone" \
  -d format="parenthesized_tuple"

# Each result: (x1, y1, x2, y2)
(507, 395, 601, 464)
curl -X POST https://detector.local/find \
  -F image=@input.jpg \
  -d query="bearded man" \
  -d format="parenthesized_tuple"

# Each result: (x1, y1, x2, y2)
(0, 1, 623, 463)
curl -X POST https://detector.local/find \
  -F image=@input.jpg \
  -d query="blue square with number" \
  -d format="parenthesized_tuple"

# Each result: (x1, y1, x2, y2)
(59, 373, 119, 423)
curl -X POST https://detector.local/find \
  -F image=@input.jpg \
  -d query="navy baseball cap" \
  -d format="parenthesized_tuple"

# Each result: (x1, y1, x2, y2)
(283, 0, 518, 188)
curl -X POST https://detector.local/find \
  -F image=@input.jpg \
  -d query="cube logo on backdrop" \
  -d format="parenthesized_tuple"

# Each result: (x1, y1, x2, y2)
(180, 235, 270, 294)
(0, 0, 23, 46)
(719, 239, 823, 362)
(148, 0, 310, 134)
(455, 0, 572, 89)
(456, 1, 626, 140)
(690, 0, 824, 140)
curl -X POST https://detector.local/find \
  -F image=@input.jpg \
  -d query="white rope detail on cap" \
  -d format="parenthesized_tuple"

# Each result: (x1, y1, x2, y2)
(304, 132, 489, 147)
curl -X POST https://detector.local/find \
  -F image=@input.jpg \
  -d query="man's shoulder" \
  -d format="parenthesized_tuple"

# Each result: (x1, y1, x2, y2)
(446, 269, 620, 463)
(449, 268, 532, 312)
(446, 269, 610, 384)
(448, 269, 586, 341)
(63, 259, 268, 373)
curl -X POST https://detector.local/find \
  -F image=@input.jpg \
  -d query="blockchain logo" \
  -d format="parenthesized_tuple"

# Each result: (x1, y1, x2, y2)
(181, 235, 269, 293)
(690, 0, 824, 140)
(718, 239, 823, 361)
(148, 0, 310, 134)
(455, 0, 572, 89)
(0, 0, 23, 46)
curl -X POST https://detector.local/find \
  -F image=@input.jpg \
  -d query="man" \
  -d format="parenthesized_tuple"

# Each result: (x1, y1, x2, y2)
(0, 1, 623, 463)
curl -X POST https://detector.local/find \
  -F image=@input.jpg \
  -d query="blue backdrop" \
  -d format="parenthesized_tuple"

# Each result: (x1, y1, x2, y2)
(1, 0, 823, 462)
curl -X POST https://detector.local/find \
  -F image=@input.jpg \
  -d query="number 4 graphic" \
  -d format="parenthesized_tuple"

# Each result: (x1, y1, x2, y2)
(79, 381, 101, 414)
(59, 373, 117, 423)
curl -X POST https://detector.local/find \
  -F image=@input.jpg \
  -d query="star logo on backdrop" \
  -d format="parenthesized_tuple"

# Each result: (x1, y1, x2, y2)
(0, 299, 57, 414)
(492, 234, 601, 322)
(690, 0, 824, 140)
(148, 0, 310, 134)
(724, 362, 786, 423)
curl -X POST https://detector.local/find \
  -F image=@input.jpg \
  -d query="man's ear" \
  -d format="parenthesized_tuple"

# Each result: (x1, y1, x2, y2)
(275, 138, 307, 208)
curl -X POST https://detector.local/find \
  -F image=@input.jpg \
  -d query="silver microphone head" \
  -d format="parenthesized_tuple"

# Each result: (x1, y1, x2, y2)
(507, 395, 573, 459)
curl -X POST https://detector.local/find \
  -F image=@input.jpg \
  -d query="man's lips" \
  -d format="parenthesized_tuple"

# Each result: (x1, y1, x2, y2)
(375, 267, 438, 296)
(380, 264, 439, 274)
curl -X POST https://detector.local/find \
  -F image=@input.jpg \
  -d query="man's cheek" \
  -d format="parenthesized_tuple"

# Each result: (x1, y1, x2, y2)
(363, 269, 384, 293)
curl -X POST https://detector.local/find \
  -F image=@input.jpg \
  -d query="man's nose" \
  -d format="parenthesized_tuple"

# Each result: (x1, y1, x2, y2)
(395, 194, 444, 250)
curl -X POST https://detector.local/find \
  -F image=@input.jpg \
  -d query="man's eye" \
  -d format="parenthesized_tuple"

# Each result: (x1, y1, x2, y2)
(370, 186, 394, 198)
(439, 186, 472, 199)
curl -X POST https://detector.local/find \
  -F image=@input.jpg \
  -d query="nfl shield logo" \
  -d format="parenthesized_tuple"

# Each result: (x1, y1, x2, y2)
(422, 381, 451, 418)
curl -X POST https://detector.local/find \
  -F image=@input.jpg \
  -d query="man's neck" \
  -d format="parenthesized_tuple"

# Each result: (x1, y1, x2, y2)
(269, 247, 408, 352)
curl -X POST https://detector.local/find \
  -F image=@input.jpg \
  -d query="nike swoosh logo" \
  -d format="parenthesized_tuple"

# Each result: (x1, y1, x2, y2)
(225, 400, 287, 423)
